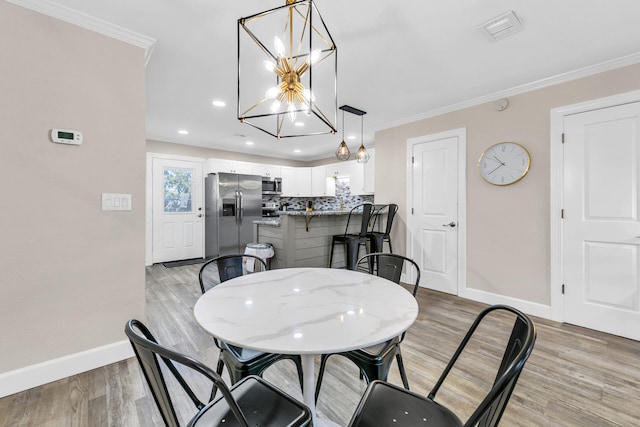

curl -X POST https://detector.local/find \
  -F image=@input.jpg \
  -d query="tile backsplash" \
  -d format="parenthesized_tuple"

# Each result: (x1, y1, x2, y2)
(264, 177, 374, 211)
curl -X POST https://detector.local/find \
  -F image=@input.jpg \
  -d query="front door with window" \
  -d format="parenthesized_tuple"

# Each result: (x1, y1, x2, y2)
(152, 158, 203, 263)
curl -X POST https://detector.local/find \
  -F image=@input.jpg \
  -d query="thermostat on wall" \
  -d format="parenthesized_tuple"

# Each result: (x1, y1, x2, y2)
(50, 129, 83, 145)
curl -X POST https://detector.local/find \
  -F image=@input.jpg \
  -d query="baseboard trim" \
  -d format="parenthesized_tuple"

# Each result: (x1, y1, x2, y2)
(0, 340, 133, 398)
(460, 287, 552, 320)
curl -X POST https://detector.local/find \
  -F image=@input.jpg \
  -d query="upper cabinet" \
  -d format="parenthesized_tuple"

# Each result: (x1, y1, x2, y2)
(205, 158, 252, 175)
(311, 165, 336, 197)
(252, 163, 281, 178)
(281, 166, 312, 197)
(325, 162, 353, 178)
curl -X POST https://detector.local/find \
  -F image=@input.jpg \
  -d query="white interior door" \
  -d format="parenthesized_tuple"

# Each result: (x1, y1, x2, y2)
(409, 132, 461, 295)
(152, 158, 203, 263)
(563, 102, 640, 340)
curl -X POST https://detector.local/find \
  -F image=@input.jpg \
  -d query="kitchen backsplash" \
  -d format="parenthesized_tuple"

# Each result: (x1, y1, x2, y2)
(264, 177, 374, 210)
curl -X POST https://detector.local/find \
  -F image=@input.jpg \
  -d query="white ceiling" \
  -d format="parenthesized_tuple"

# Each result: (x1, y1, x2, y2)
(39, 0, 640, 161)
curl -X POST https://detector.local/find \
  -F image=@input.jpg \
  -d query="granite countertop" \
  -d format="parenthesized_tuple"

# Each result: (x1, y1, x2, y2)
(278, 209, 356, 216)
(253, 219, 281, 226)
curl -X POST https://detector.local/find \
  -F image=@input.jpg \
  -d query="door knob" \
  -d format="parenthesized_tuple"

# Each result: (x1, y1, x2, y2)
(197, 214, 203, 218)
(442, 221, 456, 227)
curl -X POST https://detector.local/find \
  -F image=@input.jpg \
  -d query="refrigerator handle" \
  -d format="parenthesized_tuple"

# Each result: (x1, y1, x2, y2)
(238, 191, 243, 220)
(235, 190, 240, 223)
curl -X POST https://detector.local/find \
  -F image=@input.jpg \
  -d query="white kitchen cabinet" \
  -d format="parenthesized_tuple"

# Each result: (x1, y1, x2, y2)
(325, 161, 354, 178)
(311, 165, 335, 197)
(251, 163, 281, 178)
(281, 166, 312, 197)
(205, 158, 253, 174)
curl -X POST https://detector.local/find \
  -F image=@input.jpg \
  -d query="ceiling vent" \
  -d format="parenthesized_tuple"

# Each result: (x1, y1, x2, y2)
(479, 10, 524, 41)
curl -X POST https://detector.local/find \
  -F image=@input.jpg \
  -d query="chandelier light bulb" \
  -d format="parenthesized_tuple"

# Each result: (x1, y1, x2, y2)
(287, 103, 297, 122)
(265, 86, 280, 99)
(274, 36, 285, 58)
(270, 100, 281, 113)
(263, 60, 276, 72)
(310, 49, 321, 64)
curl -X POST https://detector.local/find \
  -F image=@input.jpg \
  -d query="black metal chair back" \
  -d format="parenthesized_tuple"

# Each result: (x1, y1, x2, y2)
(125, 319, 311, 427)
(357, 252, 420, 296)
(342, 202, 375, 238)
(125, 319, 245, 427)
(346, 305, 537, 427)
(430, 305, 536, 426)
(370, 204, 398, 236)
(199, 254, 267, 293)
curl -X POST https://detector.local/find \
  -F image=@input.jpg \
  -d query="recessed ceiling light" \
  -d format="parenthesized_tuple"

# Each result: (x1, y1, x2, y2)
(294, 122, 304, 127)
(212, 100, 226, 107)
(294, 149, 301, 153)
(245, 141, 254, 145)
(347, 135, 356, 140)
(178, 129, 189, 135)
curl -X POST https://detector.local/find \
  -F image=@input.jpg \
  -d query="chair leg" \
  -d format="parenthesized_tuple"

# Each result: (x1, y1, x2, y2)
(293, 357, 305, 392)
(314, 354, 331, 403)
(387, 238, 393, 254)
(329, 239, 336, 267)
(396, 351, 410, 390)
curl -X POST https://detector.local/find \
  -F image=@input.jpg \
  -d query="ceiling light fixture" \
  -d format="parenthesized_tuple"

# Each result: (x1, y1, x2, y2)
(178, 129, 189, 135)
(212, 100, 226, 107)
(237, 0, 337, 139)
(335, 108, 350, 160)
(355, 111, 369, 164)
(336, 105, 368, 162)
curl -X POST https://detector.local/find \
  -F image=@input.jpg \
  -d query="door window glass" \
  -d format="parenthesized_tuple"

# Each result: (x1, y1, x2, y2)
(164, 168, 193, 213)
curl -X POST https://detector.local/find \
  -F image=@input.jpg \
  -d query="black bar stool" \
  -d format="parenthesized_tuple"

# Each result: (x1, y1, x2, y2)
(329, 203, 375, 270)
(367, 204, 398, 253)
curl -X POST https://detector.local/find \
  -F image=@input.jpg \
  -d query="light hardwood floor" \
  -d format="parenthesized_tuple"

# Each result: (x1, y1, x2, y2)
(1, 263, 639, 426)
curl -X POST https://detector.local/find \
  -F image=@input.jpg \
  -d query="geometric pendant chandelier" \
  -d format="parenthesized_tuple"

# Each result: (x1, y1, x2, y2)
(237, 0, 338, 139)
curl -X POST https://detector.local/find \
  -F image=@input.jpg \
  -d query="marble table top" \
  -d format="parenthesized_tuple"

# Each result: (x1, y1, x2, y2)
(193, 267, 419, 355)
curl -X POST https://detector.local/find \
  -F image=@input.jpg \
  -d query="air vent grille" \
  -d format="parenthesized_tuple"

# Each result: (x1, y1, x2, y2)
(479, 10, 524, 41)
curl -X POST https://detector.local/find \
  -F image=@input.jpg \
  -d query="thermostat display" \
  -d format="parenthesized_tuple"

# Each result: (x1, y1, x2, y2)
(50, 129, 83, 145)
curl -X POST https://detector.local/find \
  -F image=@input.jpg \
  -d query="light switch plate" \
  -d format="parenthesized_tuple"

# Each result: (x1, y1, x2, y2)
(102, 193, 132, 211)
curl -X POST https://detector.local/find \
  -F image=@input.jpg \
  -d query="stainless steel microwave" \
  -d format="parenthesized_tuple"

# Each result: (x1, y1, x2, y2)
(262, 176, 282, 195)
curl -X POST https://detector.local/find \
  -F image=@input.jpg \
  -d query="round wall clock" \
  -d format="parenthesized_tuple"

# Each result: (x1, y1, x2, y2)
(478, 142, 531, 186)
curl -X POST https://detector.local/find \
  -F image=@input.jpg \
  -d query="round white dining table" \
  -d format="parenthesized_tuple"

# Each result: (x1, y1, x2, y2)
(193, 267, 419, 426)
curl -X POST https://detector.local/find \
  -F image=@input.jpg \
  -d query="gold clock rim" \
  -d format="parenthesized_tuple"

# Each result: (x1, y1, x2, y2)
(478, 142, 531, 186)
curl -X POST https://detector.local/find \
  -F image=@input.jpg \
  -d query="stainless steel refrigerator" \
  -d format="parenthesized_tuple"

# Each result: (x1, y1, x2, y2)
(205, 173, 262, 257)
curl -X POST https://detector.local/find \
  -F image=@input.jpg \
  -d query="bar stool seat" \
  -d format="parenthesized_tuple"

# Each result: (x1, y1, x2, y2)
(367, 204, 398, 253)
(329, 203, 374, 270)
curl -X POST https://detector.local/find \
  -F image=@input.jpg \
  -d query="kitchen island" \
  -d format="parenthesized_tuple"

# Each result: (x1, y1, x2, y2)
(253, 210, 380, 269)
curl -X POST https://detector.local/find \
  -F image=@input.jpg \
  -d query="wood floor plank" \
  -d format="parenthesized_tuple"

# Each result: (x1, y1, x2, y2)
(1, 263, 639, 426)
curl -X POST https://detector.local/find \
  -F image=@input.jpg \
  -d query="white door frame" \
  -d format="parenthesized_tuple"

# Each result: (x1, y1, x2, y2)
(145, 152, 206, 266)
(550, 89, 640, 321)
(406, 128, 467, 293)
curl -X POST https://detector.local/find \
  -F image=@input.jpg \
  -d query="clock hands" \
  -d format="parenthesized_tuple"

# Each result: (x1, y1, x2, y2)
(487, 163, 504, 175)
(492, 155, 505, 166)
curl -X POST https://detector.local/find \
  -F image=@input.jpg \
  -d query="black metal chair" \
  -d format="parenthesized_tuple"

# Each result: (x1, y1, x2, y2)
(199, 254, 304, 391)
(315, 253, 421, 403)
(125, 319, 311, 427)
(346, 305, 537, 427)
(367, 203, 398, 253)
(328, 203, 375, 270)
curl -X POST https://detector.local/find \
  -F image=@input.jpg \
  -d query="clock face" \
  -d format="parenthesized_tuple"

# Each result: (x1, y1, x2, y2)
(478, 142, 531, 185)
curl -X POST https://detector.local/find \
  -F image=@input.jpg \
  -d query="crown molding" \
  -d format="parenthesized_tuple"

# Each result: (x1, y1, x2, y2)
(382, 51, 640, 130)
(5, 0, 156, 66)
